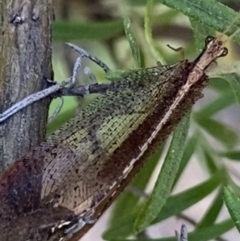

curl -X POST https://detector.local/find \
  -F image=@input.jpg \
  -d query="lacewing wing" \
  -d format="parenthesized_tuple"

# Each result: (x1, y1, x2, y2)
(0, 36, 227, 241)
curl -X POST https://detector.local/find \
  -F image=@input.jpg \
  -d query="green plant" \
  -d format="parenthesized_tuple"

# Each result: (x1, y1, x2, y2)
(50, 0, 240, 240)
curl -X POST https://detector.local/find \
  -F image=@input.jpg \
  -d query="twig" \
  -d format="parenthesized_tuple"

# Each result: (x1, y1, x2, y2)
(0, 43, 111, 123)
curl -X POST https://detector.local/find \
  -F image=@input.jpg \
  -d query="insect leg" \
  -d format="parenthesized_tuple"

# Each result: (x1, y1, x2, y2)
(175, 224, 188, 241)
(48, 97, 64, 123)
(66, 43, 110, 73)
(84, 66, 98, 84)
(63, 214, 96, 240)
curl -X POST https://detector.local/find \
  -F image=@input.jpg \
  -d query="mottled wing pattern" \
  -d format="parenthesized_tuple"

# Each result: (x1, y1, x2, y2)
(40, 61, 189, 214)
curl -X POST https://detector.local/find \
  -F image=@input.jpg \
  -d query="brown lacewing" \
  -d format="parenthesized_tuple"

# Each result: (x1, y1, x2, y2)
(0, 36, 228, 241)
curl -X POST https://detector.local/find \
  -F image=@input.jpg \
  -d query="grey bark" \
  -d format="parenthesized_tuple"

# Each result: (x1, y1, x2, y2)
(0, 0, 54, 172)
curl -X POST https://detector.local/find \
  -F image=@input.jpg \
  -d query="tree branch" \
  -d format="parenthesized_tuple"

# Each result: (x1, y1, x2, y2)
(0, 0, 54, 172)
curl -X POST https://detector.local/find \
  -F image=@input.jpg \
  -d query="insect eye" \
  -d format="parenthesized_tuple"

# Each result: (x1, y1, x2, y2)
(205, 36, 214, 45)
(220, 47, 228, 57)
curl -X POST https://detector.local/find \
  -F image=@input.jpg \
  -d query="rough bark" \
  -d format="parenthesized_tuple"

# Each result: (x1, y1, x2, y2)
(0, 0, 54, 172)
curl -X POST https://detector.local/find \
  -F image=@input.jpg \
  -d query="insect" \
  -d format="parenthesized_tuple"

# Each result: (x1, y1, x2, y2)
(0, 35, 228, 241)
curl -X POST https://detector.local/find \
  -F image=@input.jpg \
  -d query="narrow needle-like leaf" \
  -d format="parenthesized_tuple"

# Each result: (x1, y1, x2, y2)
(223, 186, 240, 233)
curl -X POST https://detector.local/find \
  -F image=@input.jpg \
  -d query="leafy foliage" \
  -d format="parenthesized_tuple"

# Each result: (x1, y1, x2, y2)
(51, 0, 240, 240)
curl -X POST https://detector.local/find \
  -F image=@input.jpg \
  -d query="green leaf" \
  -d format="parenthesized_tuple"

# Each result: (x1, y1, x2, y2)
(195, 117, 238, 148)
(197, 189, 224, 229)
(155, 169, 224, 222)
(173, 135, 197, 187)
(223, 73, 240, 105)
(105, 219, 234, 241)
(209, 77, 232, 92)
(194, 91, 235, 119)
(144, 0, 165, 63)
(191, 18, 215, 54)
(129, 0, 240, 44)
(160, 0, 240, 44)
(153, 9, 179, 26)
(123, 18, 142, 68)
(225, 175, 240, 197)
(134, 112, 190, 233)
(53, 20, 123, 41)
(131, 0, 240, 45)
(223, 186, 240, 232)
(201, 148, 218, 174)
(103, 169, 223, 239)
(219, 150, 240, 161)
